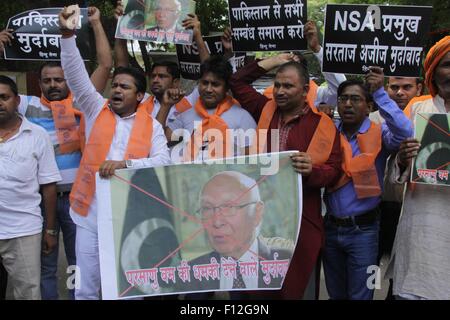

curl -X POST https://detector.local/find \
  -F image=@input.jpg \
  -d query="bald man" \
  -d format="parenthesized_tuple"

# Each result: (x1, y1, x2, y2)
(182, 171, 292, 295)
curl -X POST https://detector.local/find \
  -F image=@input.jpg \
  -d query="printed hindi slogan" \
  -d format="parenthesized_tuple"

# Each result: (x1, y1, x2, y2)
(115, 0, 195, 45)
(411, 113, 450, 187)
(228, 0, 307, 52)
(4, 8, 92, 61)
(176, 35, 246, 80)
(97, 152, 302, 299)
(323, 4, 432, 76)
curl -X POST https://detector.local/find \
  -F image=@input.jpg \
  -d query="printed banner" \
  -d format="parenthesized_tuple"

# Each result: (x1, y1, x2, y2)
(97, 152, 302, 299)
(323, 4, 432, 76)
(228, 0, 307, 52)
(115, 0, 195, 45)
(411, 113, 450, 186)
(4, 8, 92, 61)
(176, 35, 246, 80)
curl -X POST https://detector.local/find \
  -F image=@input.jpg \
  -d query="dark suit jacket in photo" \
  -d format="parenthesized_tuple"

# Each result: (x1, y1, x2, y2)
(176, 237, 293, 293)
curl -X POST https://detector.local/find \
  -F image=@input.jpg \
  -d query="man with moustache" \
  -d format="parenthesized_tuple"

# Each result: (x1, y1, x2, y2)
(0, 7, 112, 300)
(0, 75, 61, 299)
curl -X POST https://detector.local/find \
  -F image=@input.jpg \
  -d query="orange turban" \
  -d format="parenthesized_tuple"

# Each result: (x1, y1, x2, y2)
(424, 36, 450, 97)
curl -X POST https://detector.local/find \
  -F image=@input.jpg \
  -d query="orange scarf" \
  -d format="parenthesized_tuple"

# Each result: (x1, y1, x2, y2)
(403, 95, 433, 120)
(424, 36, 450, 97)
(329, 122, 382, 199)
(40, 93, 86, 153)
(175, 97, 193, 113)
(184, 95, 235, 161)
(252, 99, 336, 165)
(70, 101, 153, 216)
(262, 80, 319, 113)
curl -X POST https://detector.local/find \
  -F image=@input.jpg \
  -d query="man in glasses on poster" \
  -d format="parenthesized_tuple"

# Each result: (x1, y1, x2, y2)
(180, 171, 293, 295)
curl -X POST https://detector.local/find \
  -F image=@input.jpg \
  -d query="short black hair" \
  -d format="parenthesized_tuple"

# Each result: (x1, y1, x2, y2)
(337, 79, 372, 103)
(277, 61, 310, 86)
(200, 55, 233, 87)
(0, 75, 18, 96)
(38, 61, 62, 79)
(113, 66, 147, 94)
(151, 61, 180, 79)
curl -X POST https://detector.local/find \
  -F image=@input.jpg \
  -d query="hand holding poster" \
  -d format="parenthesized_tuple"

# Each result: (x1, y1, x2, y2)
(4, 8, 92, 61)
(97, 152, 302, 299)
(228, 0, 307, 52)
(115, 0, 196, 45)
(411, 113, 450, 186)
(175, 35, 246, 80)
(323, 4, 432, 76)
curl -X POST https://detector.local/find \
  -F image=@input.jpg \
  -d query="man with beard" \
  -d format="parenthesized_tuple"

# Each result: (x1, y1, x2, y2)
(386, 36, 450, 300)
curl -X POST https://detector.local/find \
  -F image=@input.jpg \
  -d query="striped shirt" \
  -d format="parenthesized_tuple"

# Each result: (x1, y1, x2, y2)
(18, 94, 81, 192)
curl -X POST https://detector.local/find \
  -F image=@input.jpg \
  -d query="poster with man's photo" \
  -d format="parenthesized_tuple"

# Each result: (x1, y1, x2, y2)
(97, 152, 302, 299)
(411, 113, 450, 186)
(115, 0, 196, 44)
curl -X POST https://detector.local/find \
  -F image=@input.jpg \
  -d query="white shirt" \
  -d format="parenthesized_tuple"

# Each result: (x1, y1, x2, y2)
(0, 117, 61, 239)
(61, 37, 171, 232)
(220, 238, 259, 290)
(168, 88, 257, 162)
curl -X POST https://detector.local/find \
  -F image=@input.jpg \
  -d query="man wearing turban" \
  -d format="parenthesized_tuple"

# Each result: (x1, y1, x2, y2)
(386, 36, 450, 300)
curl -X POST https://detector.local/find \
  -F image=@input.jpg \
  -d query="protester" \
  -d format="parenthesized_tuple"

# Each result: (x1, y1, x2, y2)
(58, 6, 170, 299)
(386, 35, 450, 300)
(114, 0, 199, 131)
(1, 7, 112, 300)
(228, 51, 341, 299)
(323, 68, 413, 300)
(0, 75, 61, 300)
(369, 76, 423, 299)
(158, 55, 256, 162)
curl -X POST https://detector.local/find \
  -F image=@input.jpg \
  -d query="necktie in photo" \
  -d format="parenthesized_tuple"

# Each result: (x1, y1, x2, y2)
(233, 268, 246, 289)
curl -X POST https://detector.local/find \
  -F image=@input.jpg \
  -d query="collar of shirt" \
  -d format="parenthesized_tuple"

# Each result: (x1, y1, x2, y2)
(107, 104, 137, 120)
(220, 237, 259, 290)
(7, 115, 32, 142)
(337, 117, 371, 140)
(434, 95, 447, 113)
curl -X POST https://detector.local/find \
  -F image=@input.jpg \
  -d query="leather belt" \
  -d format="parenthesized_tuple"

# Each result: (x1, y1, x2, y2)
(57, 191, 71, 197)
(327, 208, 380, 227)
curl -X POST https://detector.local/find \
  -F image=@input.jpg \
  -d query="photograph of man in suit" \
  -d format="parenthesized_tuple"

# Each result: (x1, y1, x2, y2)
(116, 0, 192, 44)
(183, 171, 293, 293)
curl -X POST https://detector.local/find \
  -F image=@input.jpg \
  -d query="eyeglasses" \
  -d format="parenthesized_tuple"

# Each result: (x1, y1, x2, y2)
(197, 202, 258, 220)
(155, 8, 178, 14)
(337, 95, 365, 104)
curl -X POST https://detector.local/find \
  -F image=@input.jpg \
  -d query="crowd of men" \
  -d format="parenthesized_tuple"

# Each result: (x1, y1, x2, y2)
(0, 1, 449, 300)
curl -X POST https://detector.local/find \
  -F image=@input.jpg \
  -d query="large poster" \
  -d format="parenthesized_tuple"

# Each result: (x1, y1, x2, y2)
(323, 4, 432, 76)
(97, 152, 302, 299)
(228, 0, 307, 52)
(411, 113, 450, 186)
(4, 8, 92, 61)
(115, 0, 195, 44)
(175, 35, 246, 80)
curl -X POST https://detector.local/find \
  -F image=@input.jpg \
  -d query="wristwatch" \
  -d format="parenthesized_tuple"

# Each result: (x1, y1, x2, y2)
(45, 229, 58, 236)
(125, 160, 134, 168)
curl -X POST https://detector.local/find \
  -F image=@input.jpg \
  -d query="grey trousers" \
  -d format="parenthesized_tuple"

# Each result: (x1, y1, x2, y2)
(0, 233, 41, 300)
